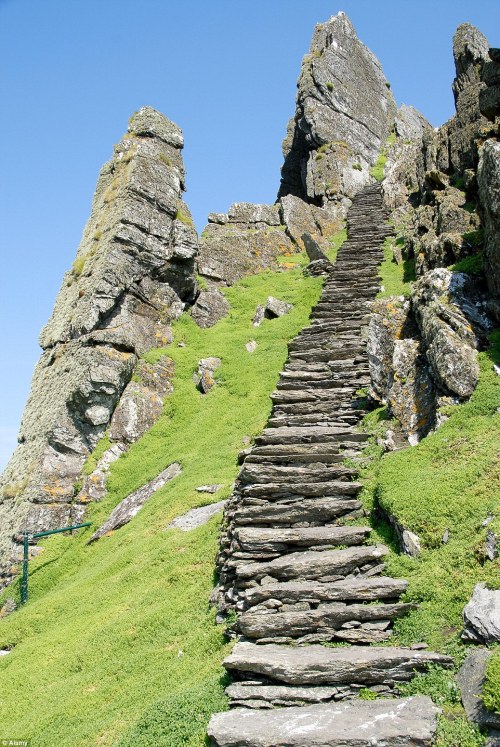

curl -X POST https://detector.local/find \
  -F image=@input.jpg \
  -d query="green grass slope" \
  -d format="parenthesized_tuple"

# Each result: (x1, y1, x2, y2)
(0, 260, 325, 747)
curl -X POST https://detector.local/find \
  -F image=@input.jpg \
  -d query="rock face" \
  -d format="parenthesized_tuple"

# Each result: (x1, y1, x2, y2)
(279, 12, 397, 205)
(0, 107, 198, 588)
(478, 139, 500, 298)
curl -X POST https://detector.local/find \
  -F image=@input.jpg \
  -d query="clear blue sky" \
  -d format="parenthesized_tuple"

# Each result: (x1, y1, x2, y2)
(1, 0, 499, 470)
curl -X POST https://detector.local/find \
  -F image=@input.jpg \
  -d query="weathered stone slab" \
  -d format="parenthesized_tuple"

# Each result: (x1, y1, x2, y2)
(234, 545, 388, 582)
(207, 696, 439, 747)
(233, 526, 370, 554)
(166, 500, 226, 532)
(243, 576, 408, 608)
(233, 497, 361, 526)
(88, 463, 181, 542)
(191, 290, 230, 328)
(237, 601, 416, 640)
(223, 642, 452, 685)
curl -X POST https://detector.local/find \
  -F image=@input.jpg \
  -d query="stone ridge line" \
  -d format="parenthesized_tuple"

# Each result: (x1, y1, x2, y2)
(206, 184, 452, 747)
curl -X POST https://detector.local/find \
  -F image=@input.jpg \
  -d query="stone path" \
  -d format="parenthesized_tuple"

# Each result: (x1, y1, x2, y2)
(207, 185, 452, 746)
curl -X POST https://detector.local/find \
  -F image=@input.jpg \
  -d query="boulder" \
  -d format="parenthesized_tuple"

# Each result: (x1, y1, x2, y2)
(463, 583, 500, 643)
(191, 289, 230, 328)
(265, 297, 293, 319)
(412, 269, 490, 398)
(196, 357, 221, 393)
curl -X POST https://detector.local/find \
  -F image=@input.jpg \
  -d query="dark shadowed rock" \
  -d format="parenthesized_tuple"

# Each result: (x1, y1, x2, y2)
(478, 140, 500, 297)
(457, 649, 500, 731)
(88, 462, 181, 542)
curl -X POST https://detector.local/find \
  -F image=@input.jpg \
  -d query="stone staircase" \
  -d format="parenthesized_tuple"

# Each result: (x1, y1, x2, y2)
(207, 185, 452, 746)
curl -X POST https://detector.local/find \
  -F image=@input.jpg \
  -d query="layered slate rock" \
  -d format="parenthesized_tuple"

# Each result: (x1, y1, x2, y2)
(208, 696, 439, 747)
(278, 12, 397, 205)
(208, 185, 452, 746)
(0, 107, 198, 589)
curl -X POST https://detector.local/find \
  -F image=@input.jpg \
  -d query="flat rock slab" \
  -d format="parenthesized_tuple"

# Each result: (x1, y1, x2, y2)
(167, 500, 226, 531)
(237, 601, 416, 640)
(207, 696, 439, 746)
(224, 642, 453, 685)
(89, 463, 181, 542)
(234, 544, 388, 582)
(243, 576, 408, 607)
(233, 525, 371, 553)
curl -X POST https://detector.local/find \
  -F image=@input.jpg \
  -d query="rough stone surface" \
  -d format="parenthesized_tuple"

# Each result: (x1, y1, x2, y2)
(224, 642, 451, 685)
(89, 462, 181, 542)
(278, 13, 396, 204)
(412, 269, 490, 398)
(265, 297, 293, 319)
(166, 500, 226, 532)
(457, 649, 500, 731)
(191, 290, 230, 328)
(463, 583, 500, 643)
(478, 140, 500, 297)
(0, 107, 197, 588)
(208, 697, 439, 747)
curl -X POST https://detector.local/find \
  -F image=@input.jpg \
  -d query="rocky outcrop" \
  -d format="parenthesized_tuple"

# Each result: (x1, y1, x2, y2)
(0, 107, 198, 588)
(278, 12, 396, 205)
(412, 269, 491, 398)
(478, 139, 500, 299)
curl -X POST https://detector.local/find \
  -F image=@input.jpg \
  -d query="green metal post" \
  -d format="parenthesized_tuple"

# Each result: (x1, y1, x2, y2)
(19, 522, 92, 604)
(21, 533, 30, 605)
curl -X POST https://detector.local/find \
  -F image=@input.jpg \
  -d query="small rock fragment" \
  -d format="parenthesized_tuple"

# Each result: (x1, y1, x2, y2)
(196, 484, 223, 494)
(253, 305, 265, 327)
(246, 340, 258, 353)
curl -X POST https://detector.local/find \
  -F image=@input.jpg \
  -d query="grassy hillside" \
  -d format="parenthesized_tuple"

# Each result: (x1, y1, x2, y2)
(0, 258, 325, 747)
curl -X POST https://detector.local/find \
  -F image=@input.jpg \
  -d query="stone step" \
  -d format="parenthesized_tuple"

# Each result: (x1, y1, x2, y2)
(232, 497, 362, 526)
(239, 480, 362, 498)
(231, 525, 371, 555)
(256, 426, 369, 445)
(266, 414, 365, 428)
(232, 544, 388, 582)
(241, 444, 356, 463)
(236, 600, 417, 642)
(239, 464, 358, 484)
(242, 576, 408, 607)
(207, 697, 440, 747)
(270, 389, 356, 405)
(223, 641, 453, 687)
